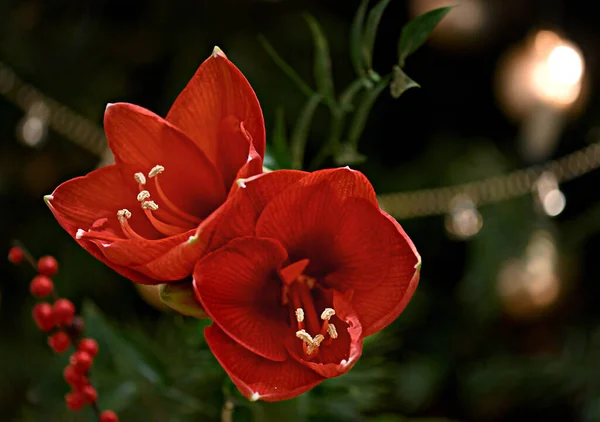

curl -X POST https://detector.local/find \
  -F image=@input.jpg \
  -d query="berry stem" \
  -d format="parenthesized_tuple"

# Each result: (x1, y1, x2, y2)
(11, 240, 39, 270)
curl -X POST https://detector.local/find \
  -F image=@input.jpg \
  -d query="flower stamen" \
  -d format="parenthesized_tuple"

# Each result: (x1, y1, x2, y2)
(140, 200, 189, 236)
(117, 209, 146, 240)
(147, 165, 201, 225)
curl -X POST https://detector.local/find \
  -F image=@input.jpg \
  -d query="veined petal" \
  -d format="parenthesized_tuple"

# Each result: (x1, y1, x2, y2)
(105, 103, 227, 218)
(324, 200, 420, 336)
(205, 325, 324, 402)
(255, 168, 379, 275)
(349, 210, 420, 336)
(46, 165, 161, 283)
(206, 170, 307, 252)
(194, 237, 290, 362)
(295, 167, 378, 206)
(166, 49, 266, 188)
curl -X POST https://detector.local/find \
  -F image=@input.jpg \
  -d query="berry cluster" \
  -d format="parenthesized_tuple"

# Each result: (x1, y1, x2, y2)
(9, 246, 118, 422)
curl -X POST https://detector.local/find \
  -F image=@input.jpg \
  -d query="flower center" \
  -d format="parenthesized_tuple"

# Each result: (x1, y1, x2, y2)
(280, 260, 338, 358)
(76, 165, 202, 242)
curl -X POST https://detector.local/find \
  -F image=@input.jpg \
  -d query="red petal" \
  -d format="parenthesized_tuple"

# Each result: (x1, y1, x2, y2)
(350, 210, 420, 336)
(286, 290, 363, 378)
(295, 167, 378, 205)
(194, 237, 290, 361)
(255, 168, 379, 274)
(166, 50, 266, 188)
(205, 170, 307, 252)
(205, 324, 324, 402)
(324, 200, 420, 336)
(105, 103, 226, 218)
(47, 165, 159, 283)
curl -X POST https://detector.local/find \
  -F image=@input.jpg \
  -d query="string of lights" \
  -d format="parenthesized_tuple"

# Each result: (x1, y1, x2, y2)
(1, 59, 599, 221)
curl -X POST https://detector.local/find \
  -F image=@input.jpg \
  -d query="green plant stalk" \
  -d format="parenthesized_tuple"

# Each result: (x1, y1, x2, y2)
(258, 35, 315, 99)
(290, 93, 323, 169)
(347, 73, 392, 148)
(310, 76, 370, 169)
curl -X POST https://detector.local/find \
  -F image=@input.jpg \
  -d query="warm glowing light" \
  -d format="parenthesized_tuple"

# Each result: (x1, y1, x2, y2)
(497, 231, 561, 319)
(547, 46, 583, 85)
(445, 195, 483, 239)
(496, 30, 586, 121)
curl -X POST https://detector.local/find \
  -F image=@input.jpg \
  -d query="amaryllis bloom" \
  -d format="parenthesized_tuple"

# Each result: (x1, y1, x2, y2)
(45, 48, 265, 284)
(193, 167, 421, 401)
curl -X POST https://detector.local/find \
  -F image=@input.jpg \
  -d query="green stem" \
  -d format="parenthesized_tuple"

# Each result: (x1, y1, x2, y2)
(309, 77, 368, 169)
(258, 35, 315, 99)
(290, 93, 323, 169)
(347, 73, 391, 148)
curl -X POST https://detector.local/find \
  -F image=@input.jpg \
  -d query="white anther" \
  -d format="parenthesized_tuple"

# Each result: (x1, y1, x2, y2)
(141, 200, 159, 211)
(117, 209, 132, 222)
(295, 308, 305, 323)
(134, 172, 146, 185)
(295, 329, 313, 344)
(327, 324, 338, 339)
(313, 334, 325, 346)
(76, 229, 85, 239)
(148, 165, 164, 178)
(137, 190, 151, 202)
(321, 308, 335, 321)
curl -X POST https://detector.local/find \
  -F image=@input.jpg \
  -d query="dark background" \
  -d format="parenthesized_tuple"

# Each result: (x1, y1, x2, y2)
(2, 0, 600, 421)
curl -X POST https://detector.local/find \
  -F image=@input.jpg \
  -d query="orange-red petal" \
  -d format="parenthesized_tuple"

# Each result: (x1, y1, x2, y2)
(194, 237, 290, 361)
(205, 324, 324, 402)
(166, 50, 266, 189)
(105, 103, 226, 218)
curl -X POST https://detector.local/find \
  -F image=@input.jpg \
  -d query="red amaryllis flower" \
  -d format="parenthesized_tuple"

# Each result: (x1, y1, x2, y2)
(45, 48, 265, 284)
(193, 167, 420, 401)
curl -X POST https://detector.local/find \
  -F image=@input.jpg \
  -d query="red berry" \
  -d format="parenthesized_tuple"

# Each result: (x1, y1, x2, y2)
(48, 331, 70, 353)
(53, 299, 75, 325)
(8, 246, 24, 264)
(29, 275, 54, 298)
(65, 391, 87, 411)
(32, 303, 55, 332)
(78, 338, 99, 357)
(81, 385, 97, 403)
(37, 255, 58, 276)
(70, 350, 93, 373)
(63, 365, 87, 389)
(100, 410, 118, 422)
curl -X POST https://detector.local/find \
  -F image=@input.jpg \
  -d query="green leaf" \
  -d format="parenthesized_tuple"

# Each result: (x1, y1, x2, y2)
(271, 107, 292, 169)
(290, 93, 323, 169)
(362, 0, 392, 70)
(81, 301, 164, 385)
(350, 0, 370, 77)
(159, 282, 209, 319)
(303, 14, 336, 108)
(258, 35, 315, 98)
(346, 74, 391, 148)
(397, 6, 453, 67)
(390, 65, 420, 98)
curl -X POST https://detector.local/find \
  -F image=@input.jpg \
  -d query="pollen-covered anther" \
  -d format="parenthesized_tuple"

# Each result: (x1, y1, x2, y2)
(321, 308, 335, 321)
(136, 190, 150, 202)
(116, 208, 132, 222)
(148, 165, 165, 178)
(295, 308, 305, 322)
(327, 323, 338, 339)
(313, 334, 325, 346)
(134, 172, 146, 185)
(141, 200, 159, 211)
(296, 329, 313, 344)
